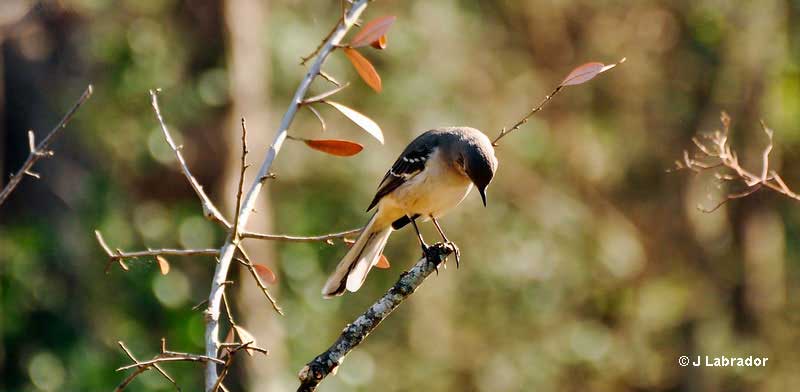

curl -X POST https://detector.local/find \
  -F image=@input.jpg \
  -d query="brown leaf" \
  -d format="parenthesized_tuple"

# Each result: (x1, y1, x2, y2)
(234, 326, 256, 356)
(375, 254, 390, 269)
(343, 48, 382, 92)
(253, 263, 277, 285)
(350, 16, 396, 48)
(324, 101, 384, 144)
(371, 35, 387, 50)
(305, 139, 364, 157)
(560, 57, 625, 87)
(155, 255, 170, 275)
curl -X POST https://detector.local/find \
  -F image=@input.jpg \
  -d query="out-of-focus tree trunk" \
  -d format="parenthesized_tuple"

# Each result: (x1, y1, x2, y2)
(0, 45, 5, 182)
(222, 0, 288, 390)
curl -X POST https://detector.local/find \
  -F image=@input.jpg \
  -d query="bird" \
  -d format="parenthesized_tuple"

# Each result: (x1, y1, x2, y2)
(322, 126, 498, 298)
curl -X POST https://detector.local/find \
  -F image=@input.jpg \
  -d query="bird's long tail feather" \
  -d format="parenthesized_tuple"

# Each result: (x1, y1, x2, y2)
(322, 213, 392, 298)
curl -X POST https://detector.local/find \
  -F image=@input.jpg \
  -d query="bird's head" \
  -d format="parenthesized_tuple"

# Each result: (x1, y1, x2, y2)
(452, 128, 498, 206)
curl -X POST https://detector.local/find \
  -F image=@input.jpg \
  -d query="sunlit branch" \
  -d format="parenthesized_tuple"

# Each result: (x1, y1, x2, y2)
(203, 2, 371, 389)
(240, 227, 362, 244)
(674, 112, 800, 211)
(0, 85, 93, 207)
(150, 90, 232, 229)
(296, 243, 454, 392)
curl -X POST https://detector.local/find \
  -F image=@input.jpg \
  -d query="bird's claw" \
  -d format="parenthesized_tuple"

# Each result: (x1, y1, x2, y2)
(445, 241, 461, 269)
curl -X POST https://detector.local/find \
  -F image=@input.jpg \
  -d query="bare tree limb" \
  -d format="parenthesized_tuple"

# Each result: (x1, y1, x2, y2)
(149, 90, 232, 229)
(0, 85, 93, 207)
(492, 85, 563, 146)
(674, 112, 800, 211)
(240, 227, 362, 244)
(296, 243, 454, 392)
(95, 230, 218, 273)
(202, 2, 371, 390)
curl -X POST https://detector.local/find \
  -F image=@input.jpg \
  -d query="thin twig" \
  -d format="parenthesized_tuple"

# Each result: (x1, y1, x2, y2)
(231, 118, 249, 239)
(115, 341, 181, 392)
(95, 230, 218, 273)
(296, 243, 454, 392)
(240, 227, 362, 244)
(0, 85, 93, 207)
(235, 244, 282, 314)
(212, 342, 267, 392)
(300, 17, 343, 65)
(203, 2, 370, 389)
(149, 90, 232, 229)
(674, 112, 800, 211)
(492, 85, 563, 146)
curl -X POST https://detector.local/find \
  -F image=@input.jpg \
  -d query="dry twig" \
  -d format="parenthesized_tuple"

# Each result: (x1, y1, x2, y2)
(240, 227, 362, 244)
(296, 243, 454, 392)
(95, 230, 218, 273)
(492, 85, 563, 146)
(150, 89, 232, 228)
(0, 85, 93, 207)
(673, 112, 800, 212)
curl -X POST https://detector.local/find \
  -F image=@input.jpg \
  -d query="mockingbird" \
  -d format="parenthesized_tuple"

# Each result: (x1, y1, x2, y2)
(322, 126, 498, 298)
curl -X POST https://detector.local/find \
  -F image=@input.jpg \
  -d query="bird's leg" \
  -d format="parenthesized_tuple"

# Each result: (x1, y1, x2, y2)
(410, 216, 439, 274)
(431, 216, 460, 268)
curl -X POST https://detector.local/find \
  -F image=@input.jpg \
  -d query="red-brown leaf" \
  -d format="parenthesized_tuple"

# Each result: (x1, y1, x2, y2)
(343, 48, 382, 92)
(155, 255, 170, 275)
(350, 16, 396, 48)
(304, 139, 364, 157)
(560, 58, 625, 87)
(253, 264, 277, 285)
(371, 35, 387, 50)
(375, 254, 390, 269)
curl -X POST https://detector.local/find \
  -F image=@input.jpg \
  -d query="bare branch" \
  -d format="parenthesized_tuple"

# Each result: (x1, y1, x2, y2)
(235, 244, 282, 314)
(149, 90, 232, 229)
(115, 341, 182, 392)
(240, 227, 362, 244)
(203, 2, 370, 389)
(231, 118, 249, 239)
(0, 85, 93, 207)
(492, 85, 563, 146)
(296, 243, 454, 391)
(95, 230, 218, 273)
(674, 112, 800, 211)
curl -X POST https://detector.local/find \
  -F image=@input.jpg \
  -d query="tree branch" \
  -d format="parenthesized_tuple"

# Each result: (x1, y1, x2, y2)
(492, 85, 562, 146)
(0, 85, 93, 207)
(240, 227, 362, 244)
(203, 1, 371, 390)
(149, 90, 232, 229)
(673, 112, 800, 211)
(296, 243, 454, 392)
(95, 230, 218, 273)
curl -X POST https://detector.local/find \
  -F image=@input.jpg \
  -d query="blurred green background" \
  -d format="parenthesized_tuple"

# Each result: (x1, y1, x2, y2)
(2, 0, 800, 390)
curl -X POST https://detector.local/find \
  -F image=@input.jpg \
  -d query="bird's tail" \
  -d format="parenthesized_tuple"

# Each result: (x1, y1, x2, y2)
(322, 213, 392, 298)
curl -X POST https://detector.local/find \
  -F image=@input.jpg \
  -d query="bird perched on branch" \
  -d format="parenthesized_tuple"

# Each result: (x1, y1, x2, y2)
(322, 126, 498, 298)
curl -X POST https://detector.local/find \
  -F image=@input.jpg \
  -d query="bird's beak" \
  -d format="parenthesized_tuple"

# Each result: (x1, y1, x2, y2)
(479, 187, 488, 207)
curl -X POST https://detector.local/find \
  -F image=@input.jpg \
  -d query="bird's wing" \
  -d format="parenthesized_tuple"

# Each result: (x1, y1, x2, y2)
(366, 141, 435, 211)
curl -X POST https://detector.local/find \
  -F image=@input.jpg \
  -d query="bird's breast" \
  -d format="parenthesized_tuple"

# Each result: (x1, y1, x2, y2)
(381, 151, 473, 220)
